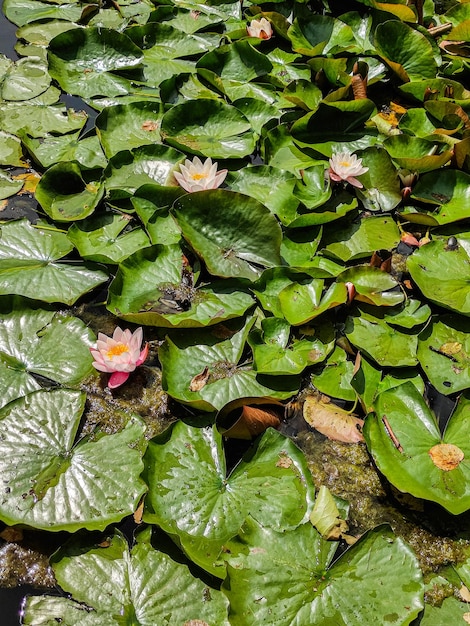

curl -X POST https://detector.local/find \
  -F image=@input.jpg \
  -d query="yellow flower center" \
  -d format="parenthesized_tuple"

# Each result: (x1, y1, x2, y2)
(191, 173, 208, 181)
(107, 344, 128, 358)
(339, 160, 351, 168)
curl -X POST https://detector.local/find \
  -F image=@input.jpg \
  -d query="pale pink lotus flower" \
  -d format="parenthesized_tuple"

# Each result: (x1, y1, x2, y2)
(246, 17, 273, 40)
(328, 150, 369, 188)
(90, 327, 149, 389)
(174, 156, 228, 193)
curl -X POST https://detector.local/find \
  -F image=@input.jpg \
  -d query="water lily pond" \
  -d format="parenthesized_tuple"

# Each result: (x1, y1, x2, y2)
(2, 0, 470, 624)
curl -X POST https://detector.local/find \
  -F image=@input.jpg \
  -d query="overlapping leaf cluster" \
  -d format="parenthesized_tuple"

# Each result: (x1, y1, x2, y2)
(2, 0, 470, 623)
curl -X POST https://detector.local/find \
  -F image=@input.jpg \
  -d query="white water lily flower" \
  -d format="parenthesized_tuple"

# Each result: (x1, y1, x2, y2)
(174, 156, 228, 193)
(246, 17, 273, 40)
(90, 327, 148, 389)
(328, 150, 369, 188)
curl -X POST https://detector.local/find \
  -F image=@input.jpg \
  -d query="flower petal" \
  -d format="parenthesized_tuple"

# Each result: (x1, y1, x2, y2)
(108, 371, 130, 389)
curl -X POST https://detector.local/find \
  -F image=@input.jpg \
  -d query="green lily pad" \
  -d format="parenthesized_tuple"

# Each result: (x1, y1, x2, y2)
(279, 279, 347, 325)
(0, 102, 86, 137)
(290, 189, 358, 228)
(226, 165, 299, 224)
(0, 301, 95, 409)
(292, 165, 331, 211)
(131, 183, 184, 245)
(126, 22, 220, 87)
(418, 314, 470, 394)
(48, 27, 143, 98)
(173, 189, 282, 281)
(311, 345, 357, 402)
(364, 383, 470, 514)
(409, 170, 470, 225)
(22, 528, 230, 625)
(249, 317, 333, 375)
(382, 298, 432, 329)
(338, 266, 405, 307)
(21, 131, 107, 170)
(104, 144, 184, 202)
(96, 100, 166, 157)
(0, 388, 146, 531)
(144, 422, 316, 574)
(0, 169, 24, 198)
(15, 19, 78, 49)
(223, 519, 423, 626)
(0, 56, 50, 101)
(233, 97, 281, 133)
(107, 244, 254, 327)
(35, 162, 104, 221)
(281, 225, 322, 268)
(159, 318, 299, 411)
(322, 215, 400, 262)
(197, 39, 272, 82)
(407, 239, 470, 314)
(0, 130, 24, 167)
(355, 146, 402, 212)
(345, 308, 418, 367)
(288, 13, 358, 56)
(0, 219, 108, 304)
(374, 19, 438, 81)
(291, 99, 376, 146)
(3, 0, 83, 26)
(68, 213, 150, 264)
(160, 98, 255, 158)
(383, 135, 452, 173)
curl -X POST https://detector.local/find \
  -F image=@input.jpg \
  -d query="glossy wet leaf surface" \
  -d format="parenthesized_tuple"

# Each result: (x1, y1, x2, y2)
(2, 0, 470, 621)
(0, 389, 147, 531)
(365, 383, 470, 514)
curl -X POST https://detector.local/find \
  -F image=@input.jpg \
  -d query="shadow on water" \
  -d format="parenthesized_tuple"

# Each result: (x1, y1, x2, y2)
(0, 0, 18, 60)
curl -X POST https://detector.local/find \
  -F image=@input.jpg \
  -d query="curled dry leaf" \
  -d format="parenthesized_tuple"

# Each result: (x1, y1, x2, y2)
(133, 497, 145, 524)
(223, 405, 281, 439)
(189, 366, 210, 392)
(303, 394, 364, 443)
(459, 585, 470, 602)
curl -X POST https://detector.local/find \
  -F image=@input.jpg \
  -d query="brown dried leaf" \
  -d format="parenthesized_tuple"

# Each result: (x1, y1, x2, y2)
(189, 366, 209, 392)
(142, 120, 159, 132)
(459, 585, 470, 602)
(464, 612, 470, 624)
(428, 443, 464, 471)
(133, 497, 144, 524)
(303, 395, 364, 443)
(13, 172, 40, 194)
(223, 405, 281, 439)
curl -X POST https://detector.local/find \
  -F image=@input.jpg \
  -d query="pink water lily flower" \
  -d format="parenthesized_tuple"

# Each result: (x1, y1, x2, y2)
(247, 17, 273, 40)
(328, 150, 369, 188)
(174, 156, 228, 193)
(90, 327, 149, 389)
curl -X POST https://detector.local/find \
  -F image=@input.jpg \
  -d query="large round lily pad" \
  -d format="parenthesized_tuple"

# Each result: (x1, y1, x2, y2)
(160, 98, 256, 158)
(223, 519, 423, 625)
(0, 389, 147, 531)
(0, 302, 95, 409)
(23, 528, 230, 625)
(48, 27, 143, 98)
(364, 382, 470, 514)
(0, 219, 108, 304)
(173, 189, 282, 281)
(407, 239, 470, 315)
(144, 421, 316, 575)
